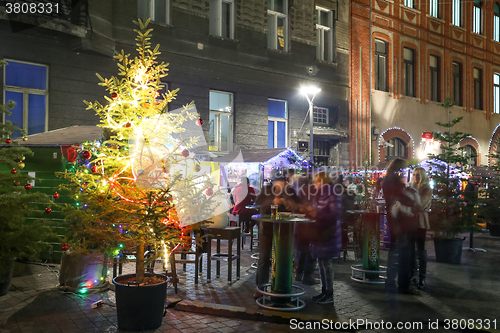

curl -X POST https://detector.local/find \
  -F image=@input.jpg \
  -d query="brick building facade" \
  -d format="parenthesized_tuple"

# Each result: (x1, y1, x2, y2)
(1, 0, 351, 167)
(350, 0, 500, 168)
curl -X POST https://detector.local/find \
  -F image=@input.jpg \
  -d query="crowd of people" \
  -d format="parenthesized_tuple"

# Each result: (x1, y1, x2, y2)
(229, 158, 433, 306)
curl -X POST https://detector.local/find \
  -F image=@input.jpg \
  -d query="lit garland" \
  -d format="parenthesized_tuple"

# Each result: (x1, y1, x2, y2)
(488, 123, 500, 166)
(378, 127, 415, 163)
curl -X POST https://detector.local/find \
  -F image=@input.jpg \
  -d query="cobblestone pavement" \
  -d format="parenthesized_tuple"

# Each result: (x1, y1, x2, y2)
(1, 230, 500, 333)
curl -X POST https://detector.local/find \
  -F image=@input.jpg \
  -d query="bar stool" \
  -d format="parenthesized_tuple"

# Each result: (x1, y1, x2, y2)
(205, 227, 241, 284)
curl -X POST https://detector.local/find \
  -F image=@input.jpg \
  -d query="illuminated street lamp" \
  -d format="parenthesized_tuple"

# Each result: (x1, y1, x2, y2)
(300, 86, 321, 167)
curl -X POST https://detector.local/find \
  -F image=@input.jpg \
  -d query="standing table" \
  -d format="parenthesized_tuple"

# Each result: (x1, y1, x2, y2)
(251, 213, 314, 311)
(346, 210, 387, 284)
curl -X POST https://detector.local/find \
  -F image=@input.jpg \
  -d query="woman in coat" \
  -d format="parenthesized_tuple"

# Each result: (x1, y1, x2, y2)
(309, 172, 342, 305)
(411, 167, 432, 289)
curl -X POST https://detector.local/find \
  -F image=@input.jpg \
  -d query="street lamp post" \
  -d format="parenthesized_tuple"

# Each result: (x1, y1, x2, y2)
(300, 86, 321, 168)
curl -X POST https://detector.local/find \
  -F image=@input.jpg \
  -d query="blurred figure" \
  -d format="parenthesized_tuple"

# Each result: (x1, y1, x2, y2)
(383, 158, 418, 295)
(232, 177, 257, 233)
(337, 175, 355, 256)
(372, 178, 384, 199)
(292, 173, 317, 285)
(309, 172, 342, 305)
(253, 176, 301, 299)
(410, 167, 432, 289)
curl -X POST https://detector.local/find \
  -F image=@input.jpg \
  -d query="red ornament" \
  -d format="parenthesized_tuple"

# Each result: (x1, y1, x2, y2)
(61, 244, 69, 251)
(206, 188, 213, 196)
(125, 122, 132, 128)
(24, 184, 32, 190)
(181, 149, 189, 157)
(5, 138, 11, 144)
(53, 192, 60, 199)
(196, 118, 203, 126)
(111, 92, 118, 99)
(11, 169, 17, 174)
(430, 175, 433, 178)
(13, 181, 20, 186)
(91, 165, 99, 173)
(82, 151, 92, 160)
(45, 208, 52, 214)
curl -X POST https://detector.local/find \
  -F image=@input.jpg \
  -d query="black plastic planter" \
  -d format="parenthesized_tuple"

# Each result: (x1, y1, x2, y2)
(434, 238, 463, 265)
(489, 224, 500, 237)
(113, 273, 168, 331)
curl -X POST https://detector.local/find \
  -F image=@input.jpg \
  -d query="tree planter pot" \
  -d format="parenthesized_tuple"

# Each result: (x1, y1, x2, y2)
(0, 265, 14, 296)
(113, 273, 168, 331)
(489, 224, 500, 237)
(58, 251, 109, 292)
(433, 238, 463, 265)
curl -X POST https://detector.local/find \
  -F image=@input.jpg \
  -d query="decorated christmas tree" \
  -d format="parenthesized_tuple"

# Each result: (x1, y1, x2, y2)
(428, 97, 480, 238)
(58, 19, 221, 284)
(0, 60, 53, 289)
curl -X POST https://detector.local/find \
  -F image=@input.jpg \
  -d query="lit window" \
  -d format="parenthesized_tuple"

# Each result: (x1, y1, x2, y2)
(209, 0, 235, 39)
(316, 6, 335, 62)
(473, 0, 482, 34)
(494, 3, 500, 42)
(494, 73, 500, 114)
(404, 0, 415, 9)
(375, 39, 387, 91)
(267, 0, 288, 51)
(430, 55, 440, 102)
(474, 68, 482, 110)
(453, 62, 462, 106)
(404, 47, 415, 97)
(462, 145, 477, 166)
(268, 99, 287, 148)
(313, 107, 329, 125)
(209, 91, 233, 151)
(385, 138, 407, 161)
(3, 60, 48, 138)
(453, 0, 462, 27)
(430, 0, 439, 18)
(138, 0, 170, 25)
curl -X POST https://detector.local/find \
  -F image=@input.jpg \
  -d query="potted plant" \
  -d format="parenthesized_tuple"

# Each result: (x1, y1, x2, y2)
(57, 20, 219, 331)
(0, 60, 54, 295)
(427, 98, 481, 264)
(478, 138, 500, 236)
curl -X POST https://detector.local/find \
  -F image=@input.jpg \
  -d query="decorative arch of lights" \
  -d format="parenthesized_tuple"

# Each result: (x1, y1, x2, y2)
(457, 136, 482, 154)
(488, 123, 500, 166)
(378, 126, 415, 163)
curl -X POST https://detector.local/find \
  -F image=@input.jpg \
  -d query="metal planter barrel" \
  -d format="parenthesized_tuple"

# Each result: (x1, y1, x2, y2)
(113, 273, 168, 331)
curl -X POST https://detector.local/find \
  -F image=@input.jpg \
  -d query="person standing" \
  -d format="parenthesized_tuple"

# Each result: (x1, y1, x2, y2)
(383, 158, 417, 295)
(309, 172, 342, 304)
(253, 177, 301, 299)
(232, 176, 257, 233)
(410, 167, 432, 289)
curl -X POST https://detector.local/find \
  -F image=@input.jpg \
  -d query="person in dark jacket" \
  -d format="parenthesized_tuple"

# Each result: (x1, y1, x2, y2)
(309, 171, 342, 305)
(383, 158, 417, 295)
(253, 176, 301, 299)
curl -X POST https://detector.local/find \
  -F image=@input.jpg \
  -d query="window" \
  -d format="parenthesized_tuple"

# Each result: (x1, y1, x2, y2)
(404, 48, 415, 97)
(316, 6, 335, 62)
(313, 141, 330, 165)
(268, 99, 287, 148)
(430, 0, 439, 18)
(474, 68, 482, 110)
(494, 73, 500, 114)
(3, 60, 48, 138)
(138, 0, 170, 25)
(313, 107, 329, 125)
(385, 138, 407, 160)
(495, 3, 500, 42)
(375, 39, 387, 91)
(453, 62, 462, 106)
(452, 0, 462, 26)
(462, 145, 477, 166)
(430, 55, 440, 102)
(209, 91, 233, 151)
(404, 0, 415, 9)
(473, 0, 482, 34)
(267, 0, 288, 51)
(209, 0, 234, 39)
